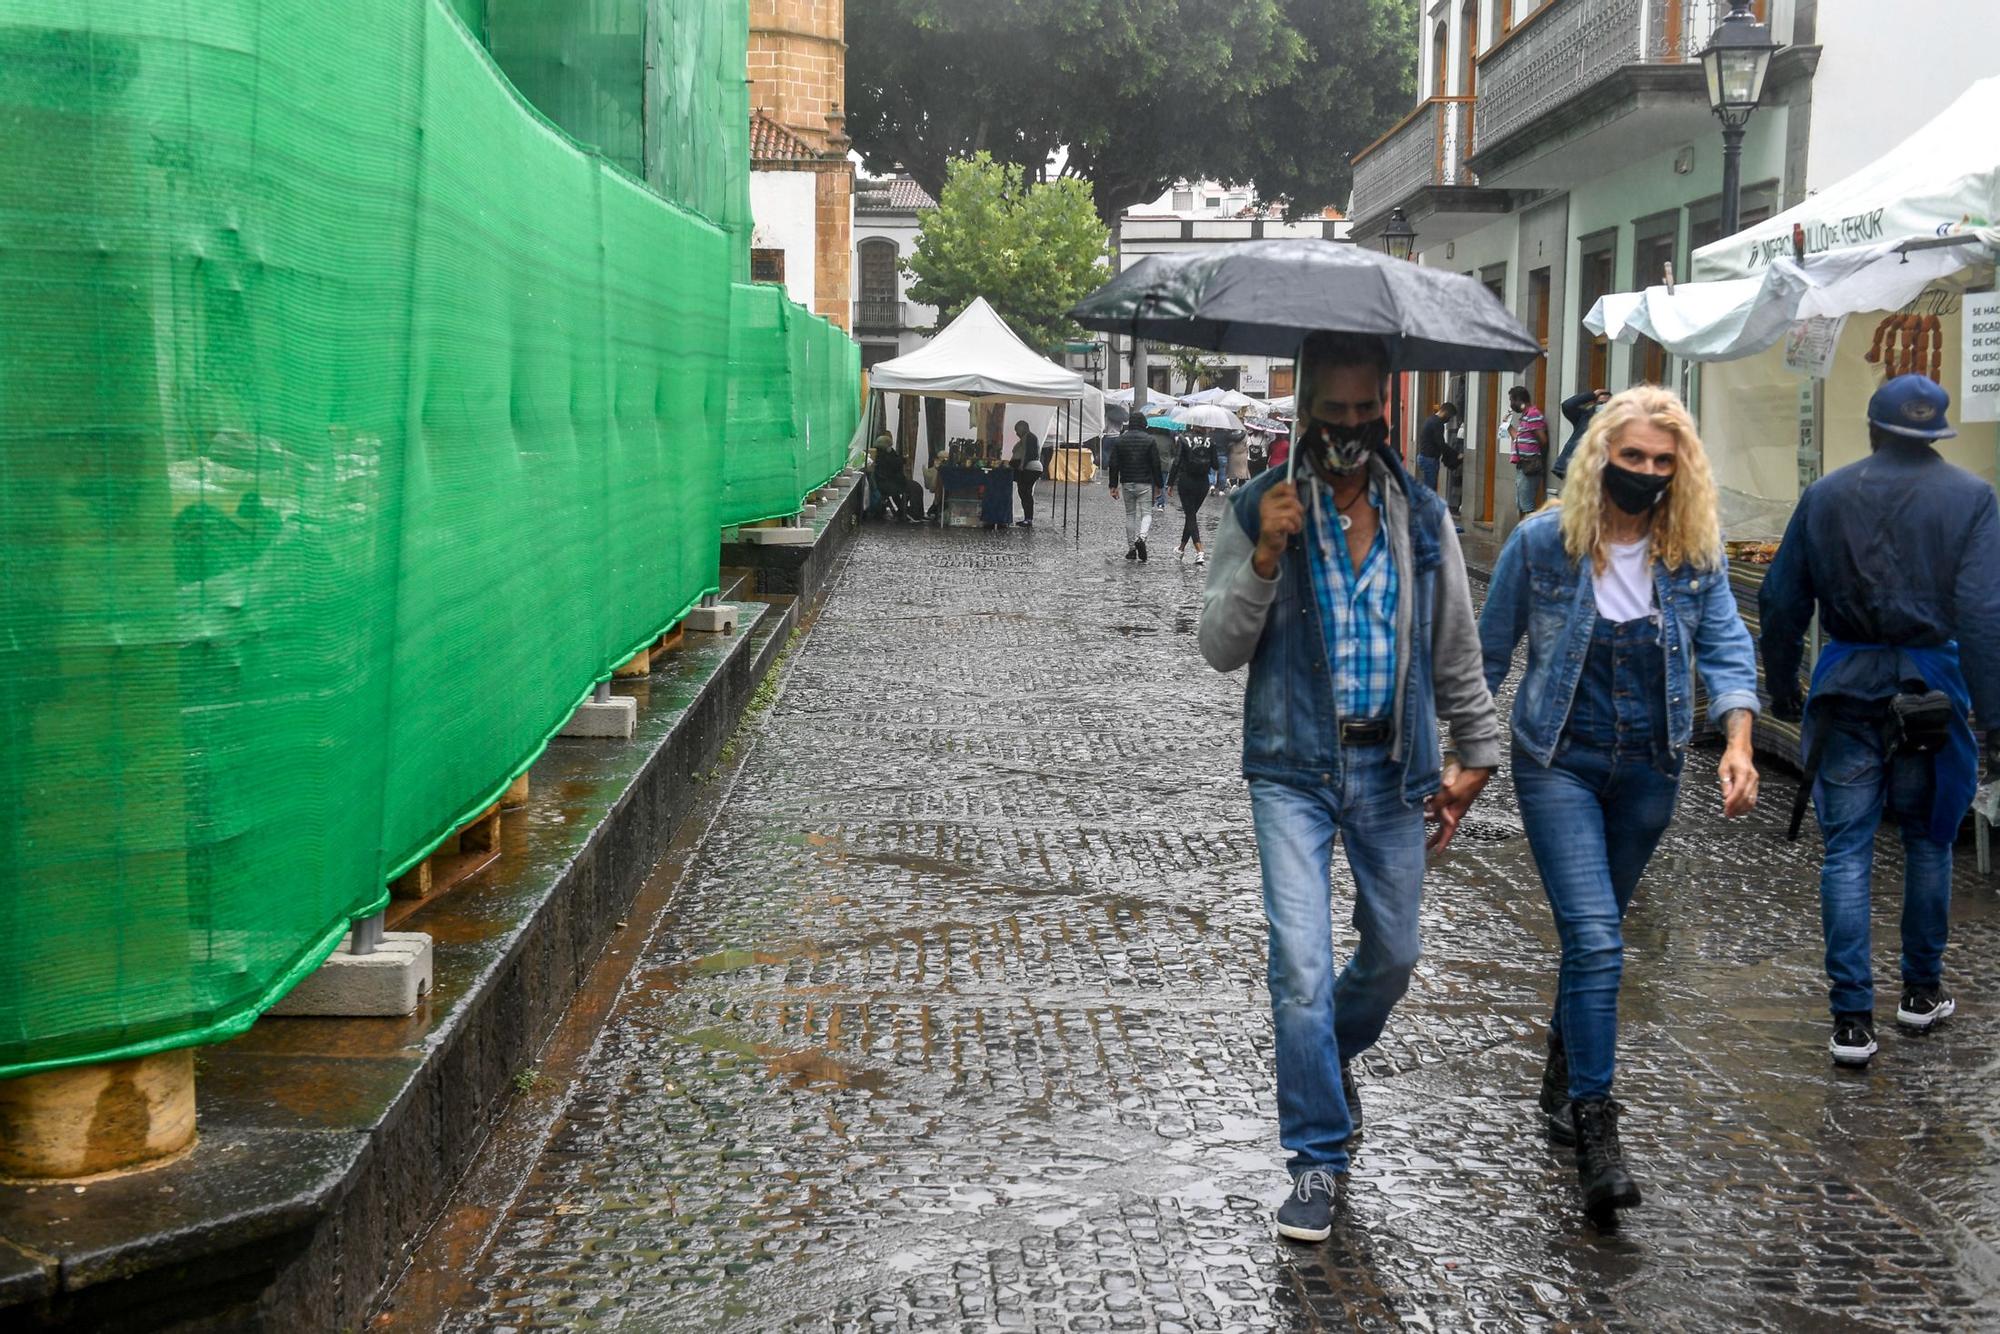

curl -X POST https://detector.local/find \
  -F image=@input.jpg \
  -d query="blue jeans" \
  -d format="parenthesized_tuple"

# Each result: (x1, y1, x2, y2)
(1814, 717, 1952, 1017)
(1251, 747, 1425, 1174)
(1513, 615, 1679, 1101)
(1416, 454, 1440, 491)
(1515, 464, 1543, 515)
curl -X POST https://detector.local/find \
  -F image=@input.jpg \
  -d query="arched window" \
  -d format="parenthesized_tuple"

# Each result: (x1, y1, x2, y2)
(1432, 20, 1450, 97)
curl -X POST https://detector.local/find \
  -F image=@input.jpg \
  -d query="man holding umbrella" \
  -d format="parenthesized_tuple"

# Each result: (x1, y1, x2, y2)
(1198, 333, 1501, 1242)
(1071, 244, 1534, 1242)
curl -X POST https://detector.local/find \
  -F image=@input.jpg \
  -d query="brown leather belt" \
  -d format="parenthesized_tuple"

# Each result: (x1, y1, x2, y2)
(1339, 719, 1393, 746)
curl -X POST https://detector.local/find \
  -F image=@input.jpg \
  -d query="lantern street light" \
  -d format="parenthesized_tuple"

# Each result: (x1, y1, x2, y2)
(1699, 0, 1780, 239)
(1380, 207, 1418, 262)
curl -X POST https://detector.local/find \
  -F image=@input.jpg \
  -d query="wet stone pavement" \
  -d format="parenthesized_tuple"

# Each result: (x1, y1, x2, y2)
(424, 485, 2000, 1332)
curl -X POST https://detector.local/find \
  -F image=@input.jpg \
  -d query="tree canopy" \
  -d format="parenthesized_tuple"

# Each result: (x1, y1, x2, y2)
(904, 153, 1112, 352)
(846, 0, 1416, 220)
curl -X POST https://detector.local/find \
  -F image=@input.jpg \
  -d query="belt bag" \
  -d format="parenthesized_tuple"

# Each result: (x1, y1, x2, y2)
(1887, 688, 1953, 755)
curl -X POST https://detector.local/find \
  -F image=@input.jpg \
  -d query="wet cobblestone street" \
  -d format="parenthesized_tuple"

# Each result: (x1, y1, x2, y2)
(421, 485, 2000, 1331)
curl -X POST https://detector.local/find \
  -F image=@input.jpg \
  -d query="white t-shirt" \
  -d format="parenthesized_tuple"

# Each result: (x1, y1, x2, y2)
(1593, 537, 1658, 622)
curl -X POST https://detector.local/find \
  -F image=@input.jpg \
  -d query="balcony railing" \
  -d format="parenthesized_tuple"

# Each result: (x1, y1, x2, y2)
(1350, 96, 1476, 225)
(1474, 0, 1728, 153)
(853, 298, 905, 331)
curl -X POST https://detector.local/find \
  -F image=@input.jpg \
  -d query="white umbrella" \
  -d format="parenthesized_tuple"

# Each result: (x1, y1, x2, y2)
(1105, 385, 1182, 407)
(1266, 394, 1294, 417)
(1168, 403, 1244, 431)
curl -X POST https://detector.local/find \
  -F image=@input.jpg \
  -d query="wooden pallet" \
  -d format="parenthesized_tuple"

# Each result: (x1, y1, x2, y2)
(390, 799, 504, 908)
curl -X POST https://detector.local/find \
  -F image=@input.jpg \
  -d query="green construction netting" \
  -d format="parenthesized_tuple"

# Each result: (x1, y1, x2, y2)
(721, 284, 864, 527)
(484, 0, 752, 275)
(0, 0, 856, 1079)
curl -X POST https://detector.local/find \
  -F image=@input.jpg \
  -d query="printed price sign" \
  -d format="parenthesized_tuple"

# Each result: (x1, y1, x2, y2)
(1964, 291, 2000, 423)
(1783, 315, 1846, 379)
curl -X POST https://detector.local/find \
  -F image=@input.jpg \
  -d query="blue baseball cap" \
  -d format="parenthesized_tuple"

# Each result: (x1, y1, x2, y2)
(1867, 374, 1956, 440)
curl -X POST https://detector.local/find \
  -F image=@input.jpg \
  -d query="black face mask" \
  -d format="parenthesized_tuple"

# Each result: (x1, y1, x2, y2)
(1306, 417, 1388, 475)
(1602, 461, 1670, 515)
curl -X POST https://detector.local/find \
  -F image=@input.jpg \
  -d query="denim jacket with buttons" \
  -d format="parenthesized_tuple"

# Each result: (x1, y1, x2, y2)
(1198, 455, 1502, 801)
(1479, 510, 1761, 770)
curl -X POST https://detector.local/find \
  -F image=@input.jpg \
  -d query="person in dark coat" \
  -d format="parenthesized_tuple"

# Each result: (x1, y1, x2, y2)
(1106, 415, 1164, 560)
(1168, 432, 1219, 563)
(1010, 420, 1043, 527)
(1552, 388, 1610, 483)
(1761, 375, 2000, 1069)
(1415, 402, 1459, 493)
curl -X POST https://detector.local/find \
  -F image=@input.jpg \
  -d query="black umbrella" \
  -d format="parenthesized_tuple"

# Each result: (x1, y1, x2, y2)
(1070, 239, 1542, 373)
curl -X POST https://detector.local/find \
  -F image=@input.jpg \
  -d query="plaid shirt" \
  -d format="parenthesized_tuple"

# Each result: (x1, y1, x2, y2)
(1305, 477, 1399, 722)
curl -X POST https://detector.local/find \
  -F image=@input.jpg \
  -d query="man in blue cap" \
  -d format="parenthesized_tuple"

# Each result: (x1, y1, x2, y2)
(1762, 374, 2000, 1068)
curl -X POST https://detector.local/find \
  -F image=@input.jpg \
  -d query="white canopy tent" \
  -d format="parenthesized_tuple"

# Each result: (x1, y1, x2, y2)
(870, 297, 1091, 405)
(863, 297, 1103, 526)
(1584, 76, 2000, 359)
(1577, 76, 2000, 541)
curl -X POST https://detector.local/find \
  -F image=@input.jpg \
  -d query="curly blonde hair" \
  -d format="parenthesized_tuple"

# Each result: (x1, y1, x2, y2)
(1558, 385, 1723, 573)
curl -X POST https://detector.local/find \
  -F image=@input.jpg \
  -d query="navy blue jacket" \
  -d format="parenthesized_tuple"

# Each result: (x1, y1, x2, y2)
(1759, 441, 2000, 728)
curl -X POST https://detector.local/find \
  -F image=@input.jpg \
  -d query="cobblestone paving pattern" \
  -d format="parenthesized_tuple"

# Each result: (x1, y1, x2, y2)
(440, 487, 2000, 1332)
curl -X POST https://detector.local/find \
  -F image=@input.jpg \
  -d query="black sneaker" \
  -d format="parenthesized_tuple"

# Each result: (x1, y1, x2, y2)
(1830, 1012, 1877, 1066)
(1136, 538, 1148, 562)
(1896, 985, 1955, 1031)
(1125, 544, 1137, 561)
(1275, 1166, 1340, 1243)
(1539, 1035, 1575, 1146)
(1340, 1063, 1363, 1141)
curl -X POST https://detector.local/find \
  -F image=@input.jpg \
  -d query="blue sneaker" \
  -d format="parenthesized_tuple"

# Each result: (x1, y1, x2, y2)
(1275, 1166, 1341, 1242)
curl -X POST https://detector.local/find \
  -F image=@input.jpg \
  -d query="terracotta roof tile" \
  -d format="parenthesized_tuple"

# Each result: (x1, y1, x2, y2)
(750, 113, 821, 163)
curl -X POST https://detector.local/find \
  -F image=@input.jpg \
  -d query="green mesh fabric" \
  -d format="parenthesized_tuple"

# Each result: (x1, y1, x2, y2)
(0, 0, 855, 1079)
(484, 0, 752, 269)
(721, 284, 863, 527)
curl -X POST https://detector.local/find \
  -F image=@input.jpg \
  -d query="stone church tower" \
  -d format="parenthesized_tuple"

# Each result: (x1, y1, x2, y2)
(749, 0, 853, 331)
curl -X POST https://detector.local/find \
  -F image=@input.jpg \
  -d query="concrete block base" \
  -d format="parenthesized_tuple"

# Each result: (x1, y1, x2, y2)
(740, 525, 814, 546)
(559, 695, 638, 739)
(268, 933, 433, 1018)
(685, 603, 739, 634)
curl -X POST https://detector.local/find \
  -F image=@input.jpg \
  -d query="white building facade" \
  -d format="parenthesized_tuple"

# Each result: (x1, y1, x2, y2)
(1348, 0, 1997, 539)
(851, 176, 939, 371)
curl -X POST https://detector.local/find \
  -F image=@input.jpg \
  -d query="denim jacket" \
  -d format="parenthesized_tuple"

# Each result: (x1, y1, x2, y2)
(1199, 456, 1501, 801)
(1479, 511, 1760, 771)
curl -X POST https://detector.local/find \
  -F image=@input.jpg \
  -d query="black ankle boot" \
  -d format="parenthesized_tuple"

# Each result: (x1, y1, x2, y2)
(1539, 1036, 1574, 1146)
(1571, 1098, 1641, 1223)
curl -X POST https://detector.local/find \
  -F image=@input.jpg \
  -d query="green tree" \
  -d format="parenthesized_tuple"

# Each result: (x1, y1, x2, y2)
(847, 0, 1415, 219)
(904, 152, 1112, 352)
(1168, 346, 1225, 394)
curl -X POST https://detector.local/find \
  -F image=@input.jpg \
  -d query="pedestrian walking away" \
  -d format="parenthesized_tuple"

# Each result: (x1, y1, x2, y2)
(1552, 387, 1611, 485)
(1505, 386, 1548, 517)
(1480, 385, 1761, 1227)
(1010, 420, 1042, 527)
(1759, 374, 2000, 1069)
(1199, 332, 1500, 1245)
(1415, 401, 1458, 495)
(1169, 432, 1219, 563)
(1107, 413, 1163, 561)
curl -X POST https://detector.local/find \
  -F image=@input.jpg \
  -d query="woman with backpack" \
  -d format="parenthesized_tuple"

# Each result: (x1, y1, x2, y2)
(1168, 431, 1218, 563)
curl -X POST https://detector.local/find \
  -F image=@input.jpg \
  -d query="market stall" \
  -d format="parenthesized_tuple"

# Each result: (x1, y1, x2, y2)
(1583, 75, 2000, 761)
(866, 297, 1102, 532)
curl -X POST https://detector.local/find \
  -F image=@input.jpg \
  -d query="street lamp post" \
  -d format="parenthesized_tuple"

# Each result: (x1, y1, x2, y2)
(1699, 0, 1780, 239)
(1380, 207, 1418, 262)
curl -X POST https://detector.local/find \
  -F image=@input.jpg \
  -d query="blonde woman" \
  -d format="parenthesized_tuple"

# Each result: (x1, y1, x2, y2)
(1478, 386, 1761, 1227)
